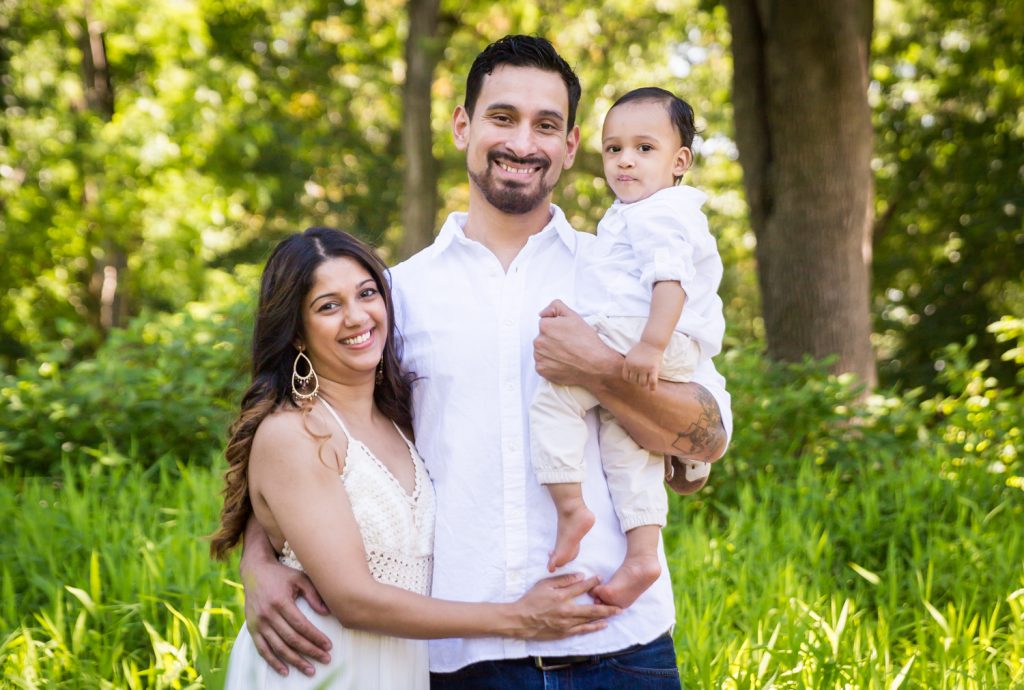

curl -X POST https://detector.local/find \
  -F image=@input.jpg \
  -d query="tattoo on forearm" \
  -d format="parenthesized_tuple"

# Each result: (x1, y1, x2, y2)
(670, 386, 723, 461)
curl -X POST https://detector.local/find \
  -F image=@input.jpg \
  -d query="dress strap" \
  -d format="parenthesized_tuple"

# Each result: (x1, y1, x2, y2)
(392, 422, 415, 451)
(317, 398, 352, 440)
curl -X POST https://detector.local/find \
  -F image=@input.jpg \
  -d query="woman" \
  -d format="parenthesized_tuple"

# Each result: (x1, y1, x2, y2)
(210, 228, 616, 689)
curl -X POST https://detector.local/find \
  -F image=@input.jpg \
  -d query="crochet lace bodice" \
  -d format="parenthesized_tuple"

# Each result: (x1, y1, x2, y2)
(279, 400, 435, 595)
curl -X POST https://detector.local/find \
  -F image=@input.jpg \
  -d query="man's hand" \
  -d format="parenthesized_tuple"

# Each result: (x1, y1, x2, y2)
(534, 300, 617, 387)
(623, 341, 663, 391)
(242, 557, 332, 677)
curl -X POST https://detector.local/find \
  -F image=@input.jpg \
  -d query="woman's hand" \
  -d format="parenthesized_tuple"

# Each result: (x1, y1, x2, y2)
(241, 556, 333, 677)
(510, 573, 621, 640)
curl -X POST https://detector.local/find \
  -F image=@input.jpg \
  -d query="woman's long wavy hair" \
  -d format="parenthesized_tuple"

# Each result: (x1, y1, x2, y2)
(210, 227, 415, 560)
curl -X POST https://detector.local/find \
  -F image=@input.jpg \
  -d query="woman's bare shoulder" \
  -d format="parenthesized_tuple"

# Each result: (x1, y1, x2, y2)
(251, 404, 343, 472)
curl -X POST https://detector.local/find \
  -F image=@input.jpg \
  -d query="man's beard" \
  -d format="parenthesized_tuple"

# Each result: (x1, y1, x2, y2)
(468, 152, 554, 215)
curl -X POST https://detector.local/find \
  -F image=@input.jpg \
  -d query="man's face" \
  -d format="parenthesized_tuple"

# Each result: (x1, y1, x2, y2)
(453, 65, 580, 215)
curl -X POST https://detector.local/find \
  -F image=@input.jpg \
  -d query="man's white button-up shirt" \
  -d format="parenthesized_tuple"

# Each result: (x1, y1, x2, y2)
(390, 205, 732, 673)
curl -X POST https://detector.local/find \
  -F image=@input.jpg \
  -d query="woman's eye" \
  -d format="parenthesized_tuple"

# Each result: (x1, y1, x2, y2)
(360, 288, 378, 298)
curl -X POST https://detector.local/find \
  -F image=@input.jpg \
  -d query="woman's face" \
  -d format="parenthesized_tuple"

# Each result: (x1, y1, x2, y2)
(298, 255, 388, 385)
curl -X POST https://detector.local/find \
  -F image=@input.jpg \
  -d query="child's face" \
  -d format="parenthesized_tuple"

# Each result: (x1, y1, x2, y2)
(601, 100, 692, 204)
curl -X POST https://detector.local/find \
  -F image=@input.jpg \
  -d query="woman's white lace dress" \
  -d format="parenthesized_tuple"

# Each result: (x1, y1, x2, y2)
(224, 400, 435, 689)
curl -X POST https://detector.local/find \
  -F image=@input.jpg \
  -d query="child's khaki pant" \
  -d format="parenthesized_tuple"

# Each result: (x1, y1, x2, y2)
(530, 315, 706, 531)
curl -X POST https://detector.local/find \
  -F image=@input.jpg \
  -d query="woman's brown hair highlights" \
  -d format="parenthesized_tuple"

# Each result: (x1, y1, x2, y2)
(210, 227, 415, 560)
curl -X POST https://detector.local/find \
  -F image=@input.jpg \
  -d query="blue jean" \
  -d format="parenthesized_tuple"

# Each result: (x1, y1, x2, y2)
(430, 632, 681, 689)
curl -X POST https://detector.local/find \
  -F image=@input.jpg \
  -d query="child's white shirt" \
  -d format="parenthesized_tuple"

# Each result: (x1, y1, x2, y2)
(575, 185, 725, 359)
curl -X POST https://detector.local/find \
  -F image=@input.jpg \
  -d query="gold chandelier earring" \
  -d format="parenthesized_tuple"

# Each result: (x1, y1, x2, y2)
(292, 347, 319, 401)
(375, 358, 385, 385)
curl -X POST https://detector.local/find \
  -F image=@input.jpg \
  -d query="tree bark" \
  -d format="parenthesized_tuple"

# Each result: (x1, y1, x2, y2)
(400, 0, 443, 259)
(76, 4, 126, 332)
(724, 0, 877, 386)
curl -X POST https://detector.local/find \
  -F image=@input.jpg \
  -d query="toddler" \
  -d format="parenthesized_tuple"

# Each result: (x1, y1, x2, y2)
(530, 87, 725, 607)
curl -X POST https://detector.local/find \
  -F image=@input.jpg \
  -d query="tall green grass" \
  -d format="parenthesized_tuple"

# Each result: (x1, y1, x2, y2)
(2, 338, 1023, 687)
(0, 452, 242, 689)
(665, 455, 1024, 688)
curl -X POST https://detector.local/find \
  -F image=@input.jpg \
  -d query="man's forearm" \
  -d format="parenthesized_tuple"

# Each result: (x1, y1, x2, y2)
(583, 346, 725, 462)
(240, 514, 278, 579)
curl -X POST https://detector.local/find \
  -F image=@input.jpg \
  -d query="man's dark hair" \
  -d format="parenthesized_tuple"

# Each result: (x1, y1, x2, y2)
(611, 87, 697, 149)
(465, 35, 582, 131)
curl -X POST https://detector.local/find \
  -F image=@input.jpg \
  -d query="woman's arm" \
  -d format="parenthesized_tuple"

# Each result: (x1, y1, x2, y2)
(533, 299, 726, 462)
(250, 416, 617, 642)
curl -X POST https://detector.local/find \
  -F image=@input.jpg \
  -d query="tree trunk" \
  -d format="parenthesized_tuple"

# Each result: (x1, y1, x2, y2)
(724, 0, 877, 386)
(77, 4, 126, 332)
(400, 0, 442, 259)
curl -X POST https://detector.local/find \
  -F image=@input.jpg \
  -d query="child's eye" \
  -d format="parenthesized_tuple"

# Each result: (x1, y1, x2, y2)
(639, 144, 654, 152)
(605, 145, 621, 153)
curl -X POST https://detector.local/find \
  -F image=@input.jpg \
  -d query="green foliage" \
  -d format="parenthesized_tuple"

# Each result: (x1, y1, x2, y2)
(0, 271, 254, 474)
(0, 0, 407, 369)
(871, 0, 1024, 390)
(712, 319, 1024, 511)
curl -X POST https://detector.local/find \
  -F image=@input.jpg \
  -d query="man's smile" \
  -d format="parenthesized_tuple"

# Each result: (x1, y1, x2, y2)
(488, 152, 549, 180)
(496, 161, 541, 175)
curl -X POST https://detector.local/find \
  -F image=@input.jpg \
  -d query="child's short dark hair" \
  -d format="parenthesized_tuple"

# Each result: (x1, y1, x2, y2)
(611, 87, 696, 149)
(465, 35, 582, 131)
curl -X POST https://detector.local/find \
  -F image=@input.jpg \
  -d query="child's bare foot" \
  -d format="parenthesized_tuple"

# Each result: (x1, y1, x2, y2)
(548, 503, 595, 572)
(590, 552, 661, 608)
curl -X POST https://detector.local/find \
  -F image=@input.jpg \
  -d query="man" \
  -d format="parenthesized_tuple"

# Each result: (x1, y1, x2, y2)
(240, 35, 731, 687)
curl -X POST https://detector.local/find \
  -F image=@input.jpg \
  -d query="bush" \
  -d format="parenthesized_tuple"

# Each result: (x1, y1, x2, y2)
(1, 297, 252, 475)
(709, 318, 1023, 506)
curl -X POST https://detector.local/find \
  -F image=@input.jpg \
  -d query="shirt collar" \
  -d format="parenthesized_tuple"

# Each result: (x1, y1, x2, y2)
(428, 204, 578, 257)
(600, 185, 708, 236)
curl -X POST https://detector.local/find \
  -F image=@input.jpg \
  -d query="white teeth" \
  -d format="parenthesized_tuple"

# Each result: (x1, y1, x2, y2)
(498, 162, 536, 175)
(341, 331, 371, 345)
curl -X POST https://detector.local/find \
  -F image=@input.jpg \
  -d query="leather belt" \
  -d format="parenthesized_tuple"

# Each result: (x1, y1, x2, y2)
(529, 639, 650, 671)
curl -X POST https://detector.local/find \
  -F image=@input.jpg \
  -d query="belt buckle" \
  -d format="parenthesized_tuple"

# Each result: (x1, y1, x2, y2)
(533, 656, 575, 671)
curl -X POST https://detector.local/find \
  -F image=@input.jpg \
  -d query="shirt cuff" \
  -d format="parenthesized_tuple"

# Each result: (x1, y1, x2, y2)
(640, 246, 696, 289)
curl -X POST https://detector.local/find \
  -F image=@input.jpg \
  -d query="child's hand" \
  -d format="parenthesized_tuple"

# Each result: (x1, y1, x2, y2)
(623, 342, 663, 390)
